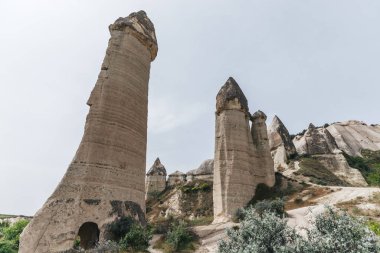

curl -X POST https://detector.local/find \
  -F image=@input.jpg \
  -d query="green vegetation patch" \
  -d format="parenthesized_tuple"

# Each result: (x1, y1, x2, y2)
(0, 219, 29, 252)
(296, 157, 347, 186)
(344, 150, 380, 186)
(153, 220, 198, 253)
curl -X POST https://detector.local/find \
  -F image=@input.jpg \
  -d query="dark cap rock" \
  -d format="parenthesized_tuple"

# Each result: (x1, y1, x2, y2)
(146, 158, 167, 176)
(216, 77, 249, 114)
(109, 10, 158, 61)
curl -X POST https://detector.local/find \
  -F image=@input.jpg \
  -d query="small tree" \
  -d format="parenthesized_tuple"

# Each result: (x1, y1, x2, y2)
(119, 224, 152, 252)
(166, 221, 193, 252)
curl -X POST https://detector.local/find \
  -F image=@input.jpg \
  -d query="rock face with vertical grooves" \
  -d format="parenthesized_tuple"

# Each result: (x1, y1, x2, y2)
(251, 111, 275, 186)
(268, 116, 297, 171)
(19, 11, 157, 253)
(213, 77, 275, 221)
(146, 158, 167, 198)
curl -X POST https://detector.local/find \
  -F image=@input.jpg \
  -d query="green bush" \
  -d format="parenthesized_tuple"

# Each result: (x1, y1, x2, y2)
(0, 240, 17, 253)
(165, 221, 193, 252)
(119, 223, 152, 252)
(108, 216, 134, 241)
(253, 199, 285, 217)
(2, 219, 29, 247)
(219, 208, 300, 253)
(218, 207, 379, 253)
(368, 220, 380, 236)
(344, 150, 380, 186)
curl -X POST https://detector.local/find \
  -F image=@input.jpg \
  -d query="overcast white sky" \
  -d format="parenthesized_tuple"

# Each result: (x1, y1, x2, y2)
(1, 0, 379, 216)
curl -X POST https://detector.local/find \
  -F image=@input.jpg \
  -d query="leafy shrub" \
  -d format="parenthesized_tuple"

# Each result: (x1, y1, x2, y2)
(107, 216, 134, 241)
(253, 199, 285, 217)
(218, 207, 379, 253)
(305, 207, 379, 253)
(2, 219, 29, 247)
(0, 240, 17, 253)
(165, 221, 193, 252)
(367, 220, 380, 236)
(219, 208, 301, 253)
(119, 223, 152, 252)
(344, 150, 380, 186)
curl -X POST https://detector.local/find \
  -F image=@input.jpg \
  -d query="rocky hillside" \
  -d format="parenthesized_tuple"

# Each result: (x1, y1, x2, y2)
(269, 118, 380, 187)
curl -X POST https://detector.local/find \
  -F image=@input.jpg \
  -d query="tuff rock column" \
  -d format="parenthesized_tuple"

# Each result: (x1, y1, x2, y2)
(251, 111, 275, 187)
(20, 11, 157, 253)
(145, 158, 167, 199)
(213, 77, 255, 221)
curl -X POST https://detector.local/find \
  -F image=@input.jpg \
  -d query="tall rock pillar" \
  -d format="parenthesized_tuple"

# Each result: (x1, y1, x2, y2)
(20, 11, 158, 253)
(213, 77, 255, 221)
(251, 111, 275, 187)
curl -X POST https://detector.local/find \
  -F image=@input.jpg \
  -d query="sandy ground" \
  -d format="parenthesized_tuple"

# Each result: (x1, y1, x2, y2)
(287, 186, 380, 231)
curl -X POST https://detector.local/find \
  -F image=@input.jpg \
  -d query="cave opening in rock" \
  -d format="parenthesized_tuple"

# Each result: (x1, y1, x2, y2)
(77, 222, 100, 249)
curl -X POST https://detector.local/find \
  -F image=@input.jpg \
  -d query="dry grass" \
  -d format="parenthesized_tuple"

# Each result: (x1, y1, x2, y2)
(285, 186, 333, 210)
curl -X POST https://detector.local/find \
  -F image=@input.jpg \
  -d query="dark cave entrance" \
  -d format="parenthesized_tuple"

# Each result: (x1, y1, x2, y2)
(77, 222, 100, 249)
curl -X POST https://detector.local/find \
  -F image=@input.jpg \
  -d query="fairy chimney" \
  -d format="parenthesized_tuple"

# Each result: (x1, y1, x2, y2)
(213, 77, 275, 221)
(146, 158, 167, 198)
(20, 11, 158, 252)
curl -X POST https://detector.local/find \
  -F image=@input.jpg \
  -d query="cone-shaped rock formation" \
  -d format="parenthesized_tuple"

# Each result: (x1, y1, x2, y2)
(213, 77, 275, 221)
(20, 11, 157, 252)
(146, 158, 167, 198)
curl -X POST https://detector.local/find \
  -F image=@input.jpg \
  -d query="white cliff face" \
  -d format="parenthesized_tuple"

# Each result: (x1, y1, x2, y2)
(327, 121, 380, 157)
(293, 124, 340, 155)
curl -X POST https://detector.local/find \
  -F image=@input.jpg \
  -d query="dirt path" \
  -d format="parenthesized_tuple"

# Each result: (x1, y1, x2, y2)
(287, 186, 380, 231)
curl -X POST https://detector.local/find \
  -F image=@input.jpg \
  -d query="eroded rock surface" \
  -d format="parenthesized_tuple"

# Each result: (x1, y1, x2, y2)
(292, 124, 367, 186)
(327, 121, 380, 157)
(213, 77, 275, 221)
(20, 11, 157, 253)
(268, 116, 297, 171)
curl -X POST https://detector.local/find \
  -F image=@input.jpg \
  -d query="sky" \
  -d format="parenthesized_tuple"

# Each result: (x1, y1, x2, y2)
(0, 0, 379, 216)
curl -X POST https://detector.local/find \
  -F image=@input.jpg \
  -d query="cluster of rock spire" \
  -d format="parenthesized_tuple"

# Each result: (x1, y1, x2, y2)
(213, 77, 275, 221)
(19, 9, 380, 252)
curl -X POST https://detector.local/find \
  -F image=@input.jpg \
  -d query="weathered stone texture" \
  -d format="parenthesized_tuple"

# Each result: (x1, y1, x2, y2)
(293, 124, 340, 155)
(187, 159, 214, 182)
(327, 121, 380, 157)
(168, 171, 186, 186)
(251, 111, 275, 187)
(20, 11, 157, 253)
(213, 77, 275, 221)
(268, 116, 297, 171)
(146, 158, 167, 198)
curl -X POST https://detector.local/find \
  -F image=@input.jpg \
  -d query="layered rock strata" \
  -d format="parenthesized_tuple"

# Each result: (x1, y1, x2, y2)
(20, 11, 157, 252)
(213, 77, 275, 221)
(327, 121, 380, 157)
(293, 124, 367, 186)
(146, 158, 167, 198)
(251, 111, 275, 187)
(268, 116, 297, 171)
